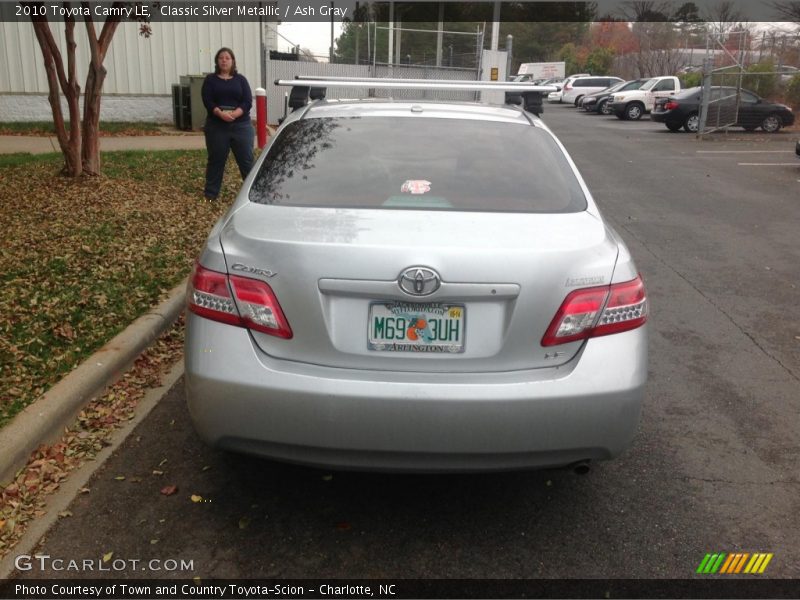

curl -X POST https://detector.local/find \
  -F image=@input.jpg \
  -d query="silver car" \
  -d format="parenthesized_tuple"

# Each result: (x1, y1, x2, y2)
(185, 82, 648, 473)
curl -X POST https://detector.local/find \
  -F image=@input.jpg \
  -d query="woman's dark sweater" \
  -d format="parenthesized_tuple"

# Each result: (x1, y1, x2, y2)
(201, 73, 252, 124)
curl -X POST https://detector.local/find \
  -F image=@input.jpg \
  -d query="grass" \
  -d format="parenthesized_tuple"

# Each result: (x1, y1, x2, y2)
(0, 121, 166, 136)
(0, 149, 245, 428)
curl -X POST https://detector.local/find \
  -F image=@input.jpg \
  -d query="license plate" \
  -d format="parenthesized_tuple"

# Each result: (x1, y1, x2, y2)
(368, 302, 465, 353)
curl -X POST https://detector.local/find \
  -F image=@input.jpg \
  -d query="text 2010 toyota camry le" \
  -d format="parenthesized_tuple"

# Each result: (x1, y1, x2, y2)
(185, 80, 648, 473)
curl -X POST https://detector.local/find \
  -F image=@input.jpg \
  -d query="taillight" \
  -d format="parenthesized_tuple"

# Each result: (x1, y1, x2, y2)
(564, 83, 572, 90)
(188, 263, 293, 339)
(664, 101, 679, 110)
(541, 275, 647, 347)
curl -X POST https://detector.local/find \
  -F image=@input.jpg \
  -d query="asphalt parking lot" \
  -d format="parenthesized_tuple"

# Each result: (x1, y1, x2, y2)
(8, 103, 800, 585)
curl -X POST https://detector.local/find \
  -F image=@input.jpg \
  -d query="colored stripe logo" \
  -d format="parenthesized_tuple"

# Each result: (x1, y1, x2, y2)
(697, 552, 773, 574)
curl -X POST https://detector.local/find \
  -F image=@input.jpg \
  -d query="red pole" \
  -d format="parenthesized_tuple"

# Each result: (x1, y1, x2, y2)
(255, 87, 267, 149)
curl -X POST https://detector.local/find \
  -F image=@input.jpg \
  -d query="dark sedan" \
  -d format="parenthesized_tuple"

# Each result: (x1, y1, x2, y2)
(651, 86, 795, 133)
(581, 79, 648, 114)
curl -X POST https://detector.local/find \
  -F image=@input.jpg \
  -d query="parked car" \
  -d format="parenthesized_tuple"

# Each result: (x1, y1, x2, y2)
(580, 79, 648, 114)
(796, 139, 800, 157)
(778, 65, 799, 83)
(651, 86, 795, 133)
(541, 77, 566, 90)
(184, 77, 649, 473)
(549, 74, 590, 103)
(610, 76, 682, 120)
(562, 75, 624, 106)
(511, 74, 546, 83)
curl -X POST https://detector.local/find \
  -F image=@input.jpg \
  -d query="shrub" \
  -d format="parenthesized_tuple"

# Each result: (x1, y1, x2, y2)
(742, 62, 778, 99)
(786, 74, 800, 110)
(679, 72, 702, 89)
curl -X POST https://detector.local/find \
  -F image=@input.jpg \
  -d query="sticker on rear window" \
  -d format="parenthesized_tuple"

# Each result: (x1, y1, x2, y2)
(400, 180, 431, 195)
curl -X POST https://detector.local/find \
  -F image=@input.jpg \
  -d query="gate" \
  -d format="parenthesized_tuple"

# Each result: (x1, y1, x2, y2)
(698, 31, 748, 136)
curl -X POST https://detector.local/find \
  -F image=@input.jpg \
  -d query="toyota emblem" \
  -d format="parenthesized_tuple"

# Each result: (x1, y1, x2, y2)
(398, 267, 441, 296)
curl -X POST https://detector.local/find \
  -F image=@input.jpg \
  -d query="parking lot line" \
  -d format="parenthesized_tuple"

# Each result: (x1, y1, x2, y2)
(737, 162, 799, 166)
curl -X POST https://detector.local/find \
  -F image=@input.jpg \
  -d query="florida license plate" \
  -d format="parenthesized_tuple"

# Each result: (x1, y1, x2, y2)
(368, 302, 465, 353)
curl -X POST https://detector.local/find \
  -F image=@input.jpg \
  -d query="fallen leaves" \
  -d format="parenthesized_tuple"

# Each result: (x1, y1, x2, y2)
(0, 150, 229, 429)
(190, 495, 203, 503)
(0, 150, 239, 559)
(0, 318, 186, 560)
(160, 485, 178, 496)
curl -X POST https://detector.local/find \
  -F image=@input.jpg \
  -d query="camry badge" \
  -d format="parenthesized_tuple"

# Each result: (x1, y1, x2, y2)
(231, 263, 277, 278)
(398, 267, 441, 296)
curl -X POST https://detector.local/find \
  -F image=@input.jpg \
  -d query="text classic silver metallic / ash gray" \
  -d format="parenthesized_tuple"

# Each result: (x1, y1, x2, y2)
(184, 78, 648, 472)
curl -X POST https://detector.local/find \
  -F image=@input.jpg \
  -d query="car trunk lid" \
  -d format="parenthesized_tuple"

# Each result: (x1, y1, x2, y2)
(219, 204, 619, 372)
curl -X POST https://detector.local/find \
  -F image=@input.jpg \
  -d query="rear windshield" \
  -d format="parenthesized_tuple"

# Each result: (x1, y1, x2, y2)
(249, 116, 586, 213)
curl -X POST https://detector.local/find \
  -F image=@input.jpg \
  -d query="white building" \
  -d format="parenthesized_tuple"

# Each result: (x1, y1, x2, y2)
(0, 20, 277, 122)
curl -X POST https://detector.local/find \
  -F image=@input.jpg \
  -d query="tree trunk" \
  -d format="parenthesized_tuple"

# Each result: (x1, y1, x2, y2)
(81, 10, 120, 175)
(31, 15, 82, 176)
(81, 62, 104, 175)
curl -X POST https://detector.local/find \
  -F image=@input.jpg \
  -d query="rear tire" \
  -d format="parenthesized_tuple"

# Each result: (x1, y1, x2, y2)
(761, 114, 782, 133)
(574, 95, 584, 107)
(624, 102, 644, 120)
(599, 100, 612, 115)
(666, 121, 682, 132)
(683, 113, 700, 133)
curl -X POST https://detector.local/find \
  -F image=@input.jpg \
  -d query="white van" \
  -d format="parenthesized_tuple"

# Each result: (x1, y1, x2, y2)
(561, 76, 624, 106)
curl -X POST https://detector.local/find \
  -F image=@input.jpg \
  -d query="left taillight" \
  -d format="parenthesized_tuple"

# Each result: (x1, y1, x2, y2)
(664, 101, 679, 110)
(188, 263, 293, 339)
(541, 275, 648, 347)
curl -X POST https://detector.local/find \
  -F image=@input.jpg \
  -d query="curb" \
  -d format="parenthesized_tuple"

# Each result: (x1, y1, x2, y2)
(0, 360, 186, 580)
(0, 279, 188, 486)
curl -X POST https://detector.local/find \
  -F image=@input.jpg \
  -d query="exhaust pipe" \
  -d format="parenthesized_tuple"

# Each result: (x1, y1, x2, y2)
(571, 460, 591, 475)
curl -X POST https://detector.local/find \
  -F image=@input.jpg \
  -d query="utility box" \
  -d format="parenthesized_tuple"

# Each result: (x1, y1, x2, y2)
(180, 74, 210, 131)
(171, 84, 191, 130)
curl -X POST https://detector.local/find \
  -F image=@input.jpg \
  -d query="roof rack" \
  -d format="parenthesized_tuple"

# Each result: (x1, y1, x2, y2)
(293, 74, 552, 87)
(274, 77, 556, 117)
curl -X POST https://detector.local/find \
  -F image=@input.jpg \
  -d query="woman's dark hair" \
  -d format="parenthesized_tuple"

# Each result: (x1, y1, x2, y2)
(214, 47, 238, 75)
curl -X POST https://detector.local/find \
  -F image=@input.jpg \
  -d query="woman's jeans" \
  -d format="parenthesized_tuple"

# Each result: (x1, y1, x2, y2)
(204, 118, 255, 198)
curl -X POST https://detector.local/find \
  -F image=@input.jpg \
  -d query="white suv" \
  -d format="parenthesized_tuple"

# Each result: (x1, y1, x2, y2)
(562, 76, 624, 106)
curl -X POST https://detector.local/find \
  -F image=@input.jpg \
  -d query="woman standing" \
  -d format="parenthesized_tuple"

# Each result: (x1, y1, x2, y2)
(201, 47, 254, 201)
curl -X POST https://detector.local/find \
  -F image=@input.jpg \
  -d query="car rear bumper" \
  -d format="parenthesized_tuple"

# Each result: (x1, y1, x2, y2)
(185, 314, 647, 472)
(649, 111, 682, 127)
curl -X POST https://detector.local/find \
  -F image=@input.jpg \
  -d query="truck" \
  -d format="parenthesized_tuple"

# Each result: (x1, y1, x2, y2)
(608, 75, 682, 120)
(517, 62, 566, 80)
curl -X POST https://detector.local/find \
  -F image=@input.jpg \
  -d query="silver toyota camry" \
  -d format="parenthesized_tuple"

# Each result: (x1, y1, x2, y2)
(185, 80, 648, 472)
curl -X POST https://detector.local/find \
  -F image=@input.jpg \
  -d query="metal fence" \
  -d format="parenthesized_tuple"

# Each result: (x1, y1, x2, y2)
(698, 30, 800, 135)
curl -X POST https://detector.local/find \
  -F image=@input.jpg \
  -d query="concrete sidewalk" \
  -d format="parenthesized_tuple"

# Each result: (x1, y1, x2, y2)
(0, 133, 208, 154)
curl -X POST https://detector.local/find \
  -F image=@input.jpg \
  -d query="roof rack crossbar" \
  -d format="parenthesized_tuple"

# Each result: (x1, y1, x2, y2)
(274, 77, 555, 117)
(275, 79, 556, 93)
(294, 75, 550, 87)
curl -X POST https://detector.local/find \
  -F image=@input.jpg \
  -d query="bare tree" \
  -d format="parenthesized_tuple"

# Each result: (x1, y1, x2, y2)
(703, 1, 746, 36)
(769, 1, 800, 21)
(620, 0, 675, 22)
(27, 2, 149, 177)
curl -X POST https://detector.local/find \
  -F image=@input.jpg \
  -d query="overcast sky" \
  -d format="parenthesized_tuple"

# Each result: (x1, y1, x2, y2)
(277, 22, 345, 59)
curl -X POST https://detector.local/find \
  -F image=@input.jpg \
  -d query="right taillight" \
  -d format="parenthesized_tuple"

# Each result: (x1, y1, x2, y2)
(187, 262, 293, 339)
(541, 275, 648, 347)
(664, 101, 679, 110)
